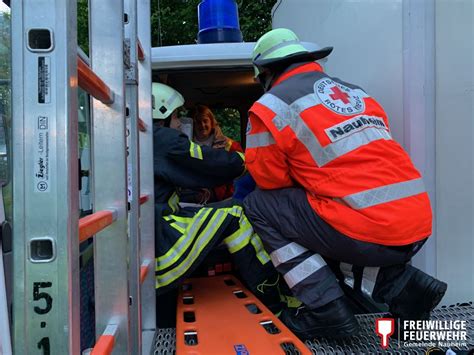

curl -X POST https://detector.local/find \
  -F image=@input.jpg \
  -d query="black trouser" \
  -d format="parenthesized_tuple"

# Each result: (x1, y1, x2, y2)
(244, 188, 426, 309)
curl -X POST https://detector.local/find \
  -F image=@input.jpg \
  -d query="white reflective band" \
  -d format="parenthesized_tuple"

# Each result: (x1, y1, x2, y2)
(291, 93, 322, 116)
(258, 93, 389, 167)
(246, 132, 275, 148)
(284, 254, 327, 288)
(319, 127, 392, 166)
(258, 39, 300, 60)
(361, 267, 380, 297)
(339, 262, 354, 288)
(341, 178, 426, 210)
(167, 90, 179, 106)
(270, 242, 308, 267)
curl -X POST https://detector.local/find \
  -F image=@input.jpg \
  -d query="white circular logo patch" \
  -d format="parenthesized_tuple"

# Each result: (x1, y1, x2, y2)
(314, 78, 365, 115)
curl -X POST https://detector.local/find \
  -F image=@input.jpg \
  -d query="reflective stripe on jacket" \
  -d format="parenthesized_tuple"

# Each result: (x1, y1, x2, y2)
(246, 62, 432, 246)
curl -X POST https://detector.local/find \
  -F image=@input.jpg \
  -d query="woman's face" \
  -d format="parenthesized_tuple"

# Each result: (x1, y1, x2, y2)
(194, 115, 213, 140)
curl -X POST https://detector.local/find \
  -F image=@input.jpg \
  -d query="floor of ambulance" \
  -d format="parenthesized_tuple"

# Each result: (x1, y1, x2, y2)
(151, 302, 474, 354)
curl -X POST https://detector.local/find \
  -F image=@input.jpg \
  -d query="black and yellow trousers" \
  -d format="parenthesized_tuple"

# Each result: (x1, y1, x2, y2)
(155, 202, 275, 296)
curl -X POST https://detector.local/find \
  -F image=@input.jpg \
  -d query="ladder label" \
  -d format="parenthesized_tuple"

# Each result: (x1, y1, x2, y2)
(38, 57, 51, 104)
(34, 116, 51, 192)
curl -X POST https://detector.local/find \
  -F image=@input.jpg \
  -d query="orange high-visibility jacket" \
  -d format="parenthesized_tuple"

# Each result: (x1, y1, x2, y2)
(246, 62, 432, 246)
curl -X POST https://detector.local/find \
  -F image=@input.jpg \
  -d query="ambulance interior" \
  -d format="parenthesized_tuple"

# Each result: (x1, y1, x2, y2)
(152, 67, 262, 144)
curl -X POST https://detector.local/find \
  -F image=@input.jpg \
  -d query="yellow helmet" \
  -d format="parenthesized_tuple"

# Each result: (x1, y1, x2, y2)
(152, 83, 185, 119)
(252, 28, 333, 77)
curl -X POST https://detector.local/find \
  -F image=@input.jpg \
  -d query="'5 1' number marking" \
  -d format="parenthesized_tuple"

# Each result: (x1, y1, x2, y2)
(33, 282, 52, 355)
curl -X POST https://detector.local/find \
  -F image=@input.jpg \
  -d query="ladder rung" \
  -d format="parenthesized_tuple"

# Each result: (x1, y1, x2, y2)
(139, 194, 149, 205)
(91, 324, 118, 355)
(138, 117, 147, 132)
(140, 261, 151, 284)
(79, 210, 117, 243)
(77, 56, 115, 104)
(137, 39, 145, 61)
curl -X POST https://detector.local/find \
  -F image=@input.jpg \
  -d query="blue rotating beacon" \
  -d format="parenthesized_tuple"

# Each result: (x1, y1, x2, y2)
(197, 0, 243, 43)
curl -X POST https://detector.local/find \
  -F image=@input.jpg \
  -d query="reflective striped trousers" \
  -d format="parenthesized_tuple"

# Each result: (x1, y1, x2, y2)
(155, 202, 275, 295)
(244, 188, 425, 309)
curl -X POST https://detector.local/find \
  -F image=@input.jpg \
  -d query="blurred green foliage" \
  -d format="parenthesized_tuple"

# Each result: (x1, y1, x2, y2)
(0, 10, 12, 219)
(0, 11, 10, 118)
(213, 108, 241, 143)
(77, 0, 89, 55)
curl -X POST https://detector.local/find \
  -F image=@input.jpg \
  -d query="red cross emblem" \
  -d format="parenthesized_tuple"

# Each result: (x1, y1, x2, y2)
(329, 86, 350, 104)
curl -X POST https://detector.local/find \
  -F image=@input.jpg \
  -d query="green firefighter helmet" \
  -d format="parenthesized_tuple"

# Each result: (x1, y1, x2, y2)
(252, 28, 333, 77)
(152, 82, 185, 119)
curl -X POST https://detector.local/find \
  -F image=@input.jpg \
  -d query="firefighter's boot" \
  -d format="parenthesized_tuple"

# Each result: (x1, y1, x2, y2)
(279, 296, 359, 340)
(389, 269, 447, 320)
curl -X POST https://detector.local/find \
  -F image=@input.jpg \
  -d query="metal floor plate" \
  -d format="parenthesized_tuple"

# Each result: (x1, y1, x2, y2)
(152, 303, 474, 354)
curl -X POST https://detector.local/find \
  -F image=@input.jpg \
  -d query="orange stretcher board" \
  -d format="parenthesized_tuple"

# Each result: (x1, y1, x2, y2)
(176, 275, 311, 355)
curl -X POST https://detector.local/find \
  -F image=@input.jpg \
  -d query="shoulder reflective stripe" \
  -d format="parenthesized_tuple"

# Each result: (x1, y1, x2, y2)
(341, 177, 426, 210)
(270, 242, 308, 267)
(258, 93, 393, 167)
(156, 210, 227, 287)
(361, 267, 380, 297)
(258, 39, 300, 60)
(250, 233, 270, 264)
(258, 93, 292, 119)
(156, 208, 212, 271)
(246, 132, 275, 148)
(290, 93, 322, 115)
(189, 142, 203, 160)
(283, 254, 327, 289)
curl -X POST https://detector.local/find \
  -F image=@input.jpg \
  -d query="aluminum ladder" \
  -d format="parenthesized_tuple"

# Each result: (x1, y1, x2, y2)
(11, 0, 155, 353)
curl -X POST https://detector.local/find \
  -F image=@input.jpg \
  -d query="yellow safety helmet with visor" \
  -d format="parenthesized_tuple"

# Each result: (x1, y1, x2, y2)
(252, 28, 333, 78)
